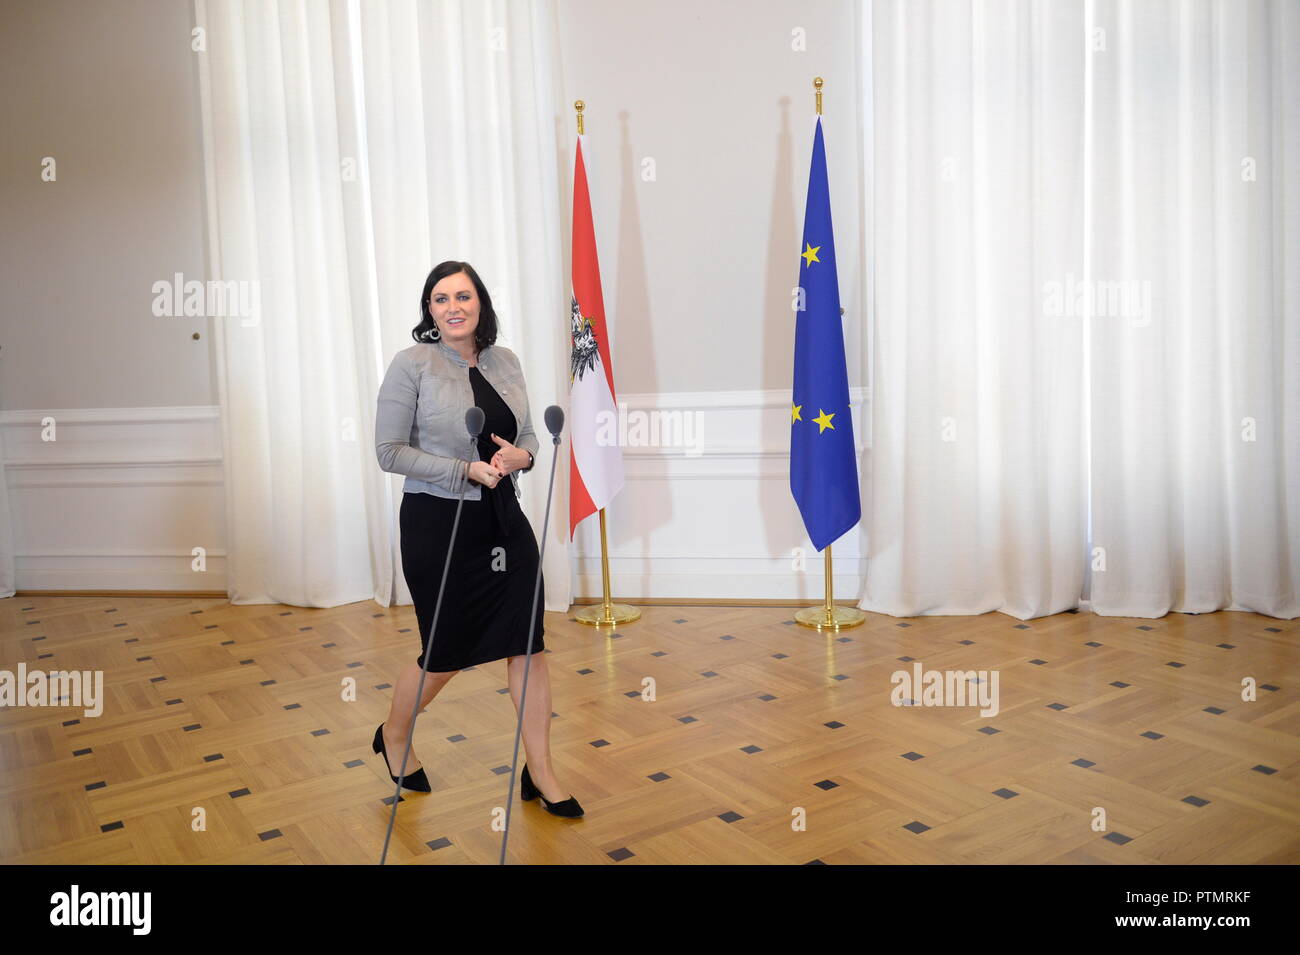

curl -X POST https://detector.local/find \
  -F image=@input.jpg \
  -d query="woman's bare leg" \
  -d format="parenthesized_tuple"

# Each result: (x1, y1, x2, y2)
(506, 651, 569, 803)
(383, 662, 458, 774)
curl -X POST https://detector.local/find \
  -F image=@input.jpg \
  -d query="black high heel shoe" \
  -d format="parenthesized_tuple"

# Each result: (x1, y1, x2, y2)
(521, 764, 584, 817)
(373, 723, 431, 792)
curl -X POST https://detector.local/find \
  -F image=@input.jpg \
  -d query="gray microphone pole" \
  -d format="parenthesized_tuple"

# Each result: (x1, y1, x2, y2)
(498, 404, 565, 865)
(380, 405, 486, 866)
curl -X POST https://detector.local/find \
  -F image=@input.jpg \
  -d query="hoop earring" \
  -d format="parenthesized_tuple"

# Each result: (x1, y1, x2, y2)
(426, 319, 441, 342)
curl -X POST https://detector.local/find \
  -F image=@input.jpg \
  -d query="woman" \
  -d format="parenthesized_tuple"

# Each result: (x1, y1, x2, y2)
(371, 260, 582, 818)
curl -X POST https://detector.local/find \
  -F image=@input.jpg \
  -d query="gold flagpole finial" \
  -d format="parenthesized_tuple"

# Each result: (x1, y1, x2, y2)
(813, 77, 823, 116)
(575, 100, 585, 136)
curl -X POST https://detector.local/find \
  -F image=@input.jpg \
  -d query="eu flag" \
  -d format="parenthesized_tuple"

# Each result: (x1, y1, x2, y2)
(790, 116, 860, 551)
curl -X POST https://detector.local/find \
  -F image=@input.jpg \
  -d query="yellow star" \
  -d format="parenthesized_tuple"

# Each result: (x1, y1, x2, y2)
(801, 243, 821, 266)
(813, 409, 835, 433)
(791, 403, 803, 423)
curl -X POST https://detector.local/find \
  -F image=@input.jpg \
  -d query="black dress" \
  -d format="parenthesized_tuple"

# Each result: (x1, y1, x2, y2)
(399, 366, 545, 671)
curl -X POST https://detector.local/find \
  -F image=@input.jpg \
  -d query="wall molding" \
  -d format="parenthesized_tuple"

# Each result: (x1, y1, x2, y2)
(2, 405, 228, 592)
(3, 389, 870, 599)
(569, 386, 870, 600)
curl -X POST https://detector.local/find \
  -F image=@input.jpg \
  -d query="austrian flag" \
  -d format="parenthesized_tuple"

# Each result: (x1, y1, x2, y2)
(568, 135, 624, 539)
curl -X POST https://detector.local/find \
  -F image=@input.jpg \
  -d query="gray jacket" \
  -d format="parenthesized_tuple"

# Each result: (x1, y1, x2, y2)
(375, 338, 540, 501)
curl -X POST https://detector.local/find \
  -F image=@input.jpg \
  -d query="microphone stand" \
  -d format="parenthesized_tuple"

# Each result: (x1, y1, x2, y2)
(498, 406, 564, 865)
(379, 407, 486, 866)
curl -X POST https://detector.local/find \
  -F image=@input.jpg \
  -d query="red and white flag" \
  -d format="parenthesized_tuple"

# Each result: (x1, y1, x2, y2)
(568, 135, 624, 539)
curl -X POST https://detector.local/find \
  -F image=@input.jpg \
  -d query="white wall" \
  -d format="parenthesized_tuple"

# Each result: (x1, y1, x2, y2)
(555, 0, 864, 396)
(0, 0, 227, 592)
(0, 0, 867, 600)
(555, 0, 867, 598)
(0, 0, 213, 410)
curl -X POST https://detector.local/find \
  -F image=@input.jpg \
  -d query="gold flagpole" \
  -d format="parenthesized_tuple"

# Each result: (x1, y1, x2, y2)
(576, 507, 640, 628)
(794, 541, 863, 631)
(569, 99, 639, 630)
(794, 77, 864, 633)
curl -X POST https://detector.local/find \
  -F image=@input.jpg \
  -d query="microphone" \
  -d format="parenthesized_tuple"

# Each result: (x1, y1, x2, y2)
(465, 406, 485, 438)
(379, 405, 486, 865)
(543, 405, 564, 444)
(498, 403, 565, 864)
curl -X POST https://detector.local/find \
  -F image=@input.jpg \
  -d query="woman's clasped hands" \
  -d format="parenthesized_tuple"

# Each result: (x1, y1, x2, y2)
(468, 433, 529, 488)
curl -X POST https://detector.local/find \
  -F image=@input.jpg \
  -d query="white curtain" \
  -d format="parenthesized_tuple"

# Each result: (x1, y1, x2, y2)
(195, 0, 572, 611)
(1087, 0, 1300, 618)
(860, 0, 1298, 621)
(861, 0, 1089, 619)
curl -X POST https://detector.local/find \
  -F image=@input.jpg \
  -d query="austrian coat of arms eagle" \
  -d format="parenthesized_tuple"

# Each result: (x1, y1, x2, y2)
(570, 296, 600, 383)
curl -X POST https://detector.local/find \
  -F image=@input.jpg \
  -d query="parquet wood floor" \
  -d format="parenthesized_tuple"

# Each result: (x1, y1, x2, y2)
(1, 596, 1295, 864)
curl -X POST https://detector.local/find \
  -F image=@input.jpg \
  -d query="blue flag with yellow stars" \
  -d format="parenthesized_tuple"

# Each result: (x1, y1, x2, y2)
(790, 116, 860, 552)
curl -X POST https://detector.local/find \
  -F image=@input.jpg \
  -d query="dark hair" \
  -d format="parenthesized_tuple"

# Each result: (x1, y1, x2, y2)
(412, 260, 499, 352)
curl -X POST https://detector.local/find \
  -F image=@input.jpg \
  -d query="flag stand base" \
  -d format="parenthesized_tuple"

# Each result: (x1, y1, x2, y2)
(794, 604, 865, 631)
(574, 602, 642, 628)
